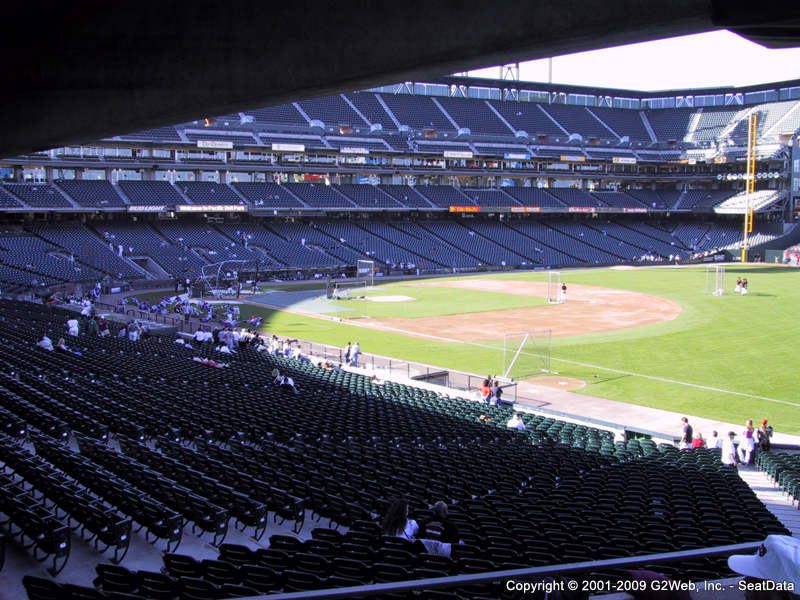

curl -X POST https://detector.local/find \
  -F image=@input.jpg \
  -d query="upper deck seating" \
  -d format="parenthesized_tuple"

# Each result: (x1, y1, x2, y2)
(118, 181, 184, 207)
(55, 180, 126, 208)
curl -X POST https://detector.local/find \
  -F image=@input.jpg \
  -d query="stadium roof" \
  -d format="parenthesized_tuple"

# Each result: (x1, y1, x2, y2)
(437, 75, 800, 100)
(1, 1, 799, 159)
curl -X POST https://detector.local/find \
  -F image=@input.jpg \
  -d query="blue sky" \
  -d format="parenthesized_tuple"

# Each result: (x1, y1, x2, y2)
(465, 30, 800, 91)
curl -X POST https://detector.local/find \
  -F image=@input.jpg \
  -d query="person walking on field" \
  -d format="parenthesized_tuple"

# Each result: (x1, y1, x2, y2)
(560, 282, 567, 302)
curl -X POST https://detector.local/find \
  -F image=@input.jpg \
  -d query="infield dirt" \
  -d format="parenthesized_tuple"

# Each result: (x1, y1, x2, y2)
(365, 278, 682, 341)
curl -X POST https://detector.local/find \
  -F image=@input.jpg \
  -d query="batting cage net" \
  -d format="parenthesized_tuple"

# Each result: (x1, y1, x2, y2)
(502, 329, 552, 379)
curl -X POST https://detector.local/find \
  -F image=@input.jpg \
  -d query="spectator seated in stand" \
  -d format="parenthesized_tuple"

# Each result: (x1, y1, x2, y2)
(54, 336, 82, 355)
(418, 501, 461, 545)
(272, 369, 299, 394)
(507, 413, 527, 431)
(36, 334, 53, 351)
(381, 498, 420, 541)
(192, 356, 229, 368)
(382, 497, 450, 557)
(246, 315, 263, 327)
(193, 326, 213, 343)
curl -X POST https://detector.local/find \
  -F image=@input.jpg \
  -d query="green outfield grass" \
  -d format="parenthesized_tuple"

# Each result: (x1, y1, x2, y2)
(248, 265, 800, 435)
(124, 265, 800, 434)
(327, 284, 546, 319)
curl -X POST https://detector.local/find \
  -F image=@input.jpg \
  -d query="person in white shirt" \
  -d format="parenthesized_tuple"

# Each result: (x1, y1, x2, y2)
(66, 318, 79, 337)
(506, 413, 527, 431)
(127, 320, 140, 341)
(36, 334, 54, 351)
(738, 419, 756, 465)
(272, 370, 298, 394)
(350, 341, 360, 367)
(194, 326, 213, 343)
(708, 430, 724, 449)
(721, 431, 738, 467)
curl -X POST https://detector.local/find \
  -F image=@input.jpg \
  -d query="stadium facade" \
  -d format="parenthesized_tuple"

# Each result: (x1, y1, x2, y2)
(1, 76, 800, 291)
(5, 74, 800, 598)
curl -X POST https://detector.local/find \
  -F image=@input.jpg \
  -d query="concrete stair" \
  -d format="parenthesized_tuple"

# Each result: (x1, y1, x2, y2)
(738, 465, 800, 536)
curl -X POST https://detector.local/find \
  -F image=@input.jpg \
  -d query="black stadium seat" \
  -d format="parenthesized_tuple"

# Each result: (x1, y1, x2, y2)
(0, 297, 790, 595)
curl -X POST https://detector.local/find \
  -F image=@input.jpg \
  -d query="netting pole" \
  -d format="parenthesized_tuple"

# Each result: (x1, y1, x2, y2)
(504, 333, 529, 378)
(357, 260, 375, 287)
(503, 329, 552, 379)
(706, 265, 725, 296)
(547, 271, 561, 304)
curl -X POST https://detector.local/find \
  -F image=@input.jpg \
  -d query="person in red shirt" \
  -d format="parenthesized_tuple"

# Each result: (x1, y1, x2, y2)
(478, 379, 492, 405)
(691, 433, 706, 449)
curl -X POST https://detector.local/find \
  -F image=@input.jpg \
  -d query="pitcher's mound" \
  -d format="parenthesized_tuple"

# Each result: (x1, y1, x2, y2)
(525, 375, 587, 391)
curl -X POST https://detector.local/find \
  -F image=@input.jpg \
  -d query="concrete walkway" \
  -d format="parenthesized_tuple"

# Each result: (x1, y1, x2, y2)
(513, 380, 800, 446)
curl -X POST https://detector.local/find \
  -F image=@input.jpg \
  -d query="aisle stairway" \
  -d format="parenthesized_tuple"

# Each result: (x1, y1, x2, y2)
(738, 465, 800, 536)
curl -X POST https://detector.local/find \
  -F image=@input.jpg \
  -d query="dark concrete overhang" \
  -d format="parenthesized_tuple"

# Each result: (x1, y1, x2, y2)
(0, 1, 798, 159)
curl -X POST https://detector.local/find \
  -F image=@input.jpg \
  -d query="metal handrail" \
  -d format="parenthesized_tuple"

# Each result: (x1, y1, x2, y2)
(298, 339, 499, 392)
(290, 339, 688, 439)
(252, 542, 759, 600)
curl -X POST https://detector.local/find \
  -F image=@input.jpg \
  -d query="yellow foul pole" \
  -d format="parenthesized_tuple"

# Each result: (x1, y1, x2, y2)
(741, 113, 757, 263)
